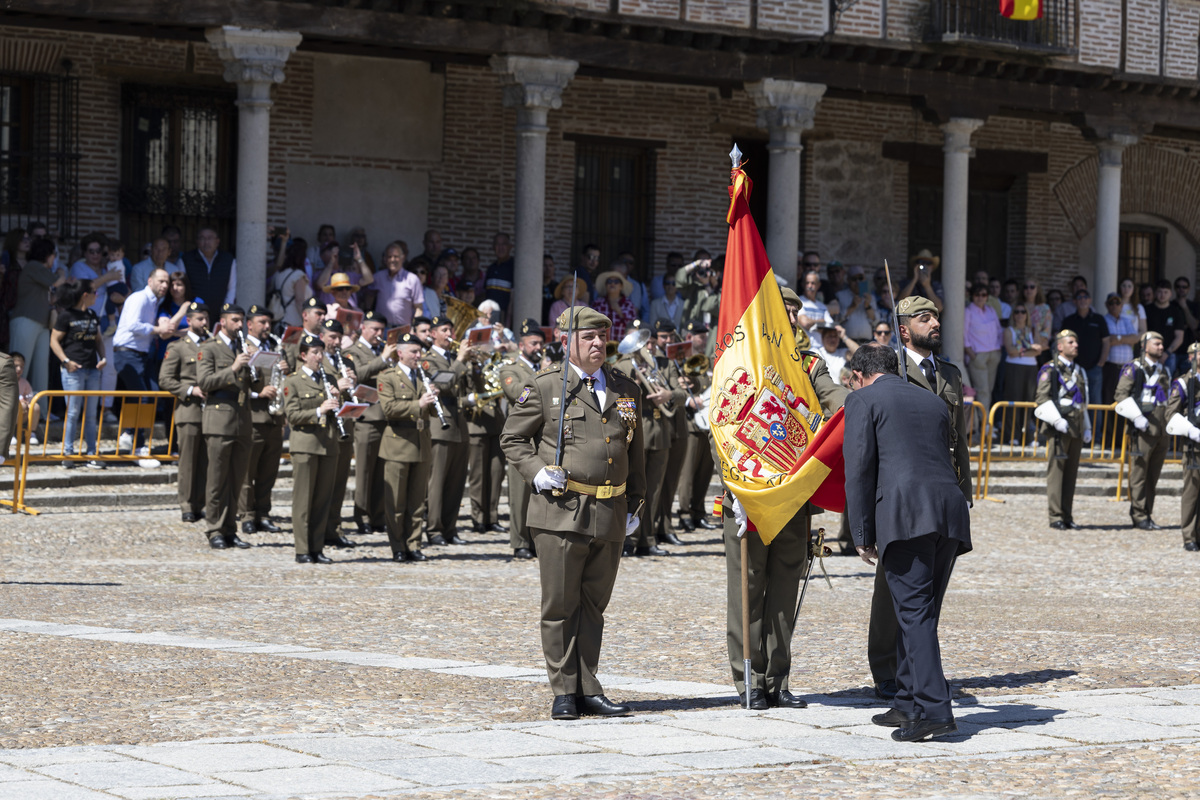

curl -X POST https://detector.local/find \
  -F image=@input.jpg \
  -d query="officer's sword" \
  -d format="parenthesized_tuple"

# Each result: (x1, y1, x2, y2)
(792, 525, 833, 631)
(549, 272, 578, 497)
(883, 259, 907, 381)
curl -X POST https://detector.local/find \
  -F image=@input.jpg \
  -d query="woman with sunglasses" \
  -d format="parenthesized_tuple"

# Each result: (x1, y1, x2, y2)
(872, 321, 895, 348)
(1020, 279, 1052, 360)
(1002, 304, 1042, 444)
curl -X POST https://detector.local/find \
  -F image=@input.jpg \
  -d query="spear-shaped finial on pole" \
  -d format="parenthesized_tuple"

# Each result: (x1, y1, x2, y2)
(730, 143, 743, 170)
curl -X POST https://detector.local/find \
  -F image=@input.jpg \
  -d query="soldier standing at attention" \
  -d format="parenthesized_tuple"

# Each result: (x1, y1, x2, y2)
(320, 318, 358, 550)
(196, 303, 253, 550)
(1165, 343, 1200, 552)
(283, 297, 327, 373)
(464, 331, 508, 538)
(345, 310, 395, 535)
(1035, 330, 1089, 530)
(501, 306, 646, 721)
(652, 319, 689, 547)
(1115, 332, 1172, 530)
(423, 316, 471, 546)
(238, 305, 285, 535)
(497, 318, 546, 559)
(283, 334, 340, 564)
(158, 302, 209, 523)
(377, 332, 438, 562)
(675, 320, 717, 533)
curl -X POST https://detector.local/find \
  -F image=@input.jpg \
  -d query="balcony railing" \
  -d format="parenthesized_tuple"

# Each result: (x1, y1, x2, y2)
(928, 0, 1077, 54)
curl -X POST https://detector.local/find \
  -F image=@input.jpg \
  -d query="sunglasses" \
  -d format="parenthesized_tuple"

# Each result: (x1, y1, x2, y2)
(663, 281, 675, 287)
(85, 247, 102, 254)
(874, 329, 892, 336)
(606, 278, 622, 284)
(1024, 284, 1037, 289)
(1013, 309, 1027, 314)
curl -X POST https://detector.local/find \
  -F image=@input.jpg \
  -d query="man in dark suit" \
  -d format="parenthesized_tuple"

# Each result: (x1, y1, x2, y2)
(843, 343, 972, 742)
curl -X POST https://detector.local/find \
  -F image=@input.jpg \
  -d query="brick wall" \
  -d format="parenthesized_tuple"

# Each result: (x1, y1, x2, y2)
(1125, 0, 1162, 74)
(1078, 0, 1123, 69)
(1164, 0, 1200, 79)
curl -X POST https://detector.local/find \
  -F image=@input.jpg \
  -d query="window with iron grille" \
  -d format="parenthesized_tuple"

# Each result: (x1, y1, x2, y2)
(0, 69, 80, 239)
(1118, 225, 1164, 288)
(569, 136, 658, 282)
(119, 84, 237, 255)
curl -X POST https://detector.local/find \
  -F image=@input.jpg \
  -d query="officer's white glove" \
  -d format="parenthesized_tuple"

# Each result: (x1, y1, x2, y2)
(730, 495, 749, 539)
(532, 466, 567, 493)
(1134, 415, 1149, 432)
(1053, 418, 1069, 434)
(625, 513, 639, 536)
(1083, 428, 1093, 445)
(1190, 428, 1200, 443)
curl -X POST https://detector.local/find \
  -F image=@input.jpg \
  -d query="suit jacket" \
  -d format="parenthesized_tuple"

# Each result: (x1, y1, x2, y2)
(500, 362, 646, 542)
(282, 371, 336, 455)
(159, 336, 205, 425)
(843, 373, 971, 560)
(0, 352, 17, 454)
(421, 347, 466, 443)
(377, 366, 431, 462)
(196, 336, 252, 437)
(344, 339, 389, 424)
(905, 351, 973, 501)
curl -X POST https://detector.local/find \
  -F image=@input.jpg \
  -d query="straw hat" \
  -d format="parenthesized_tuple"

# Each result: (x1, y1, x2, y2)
(321, 272, 360, 293)
(595, 270, 632, 297)
(909, 249, 940, 270)
(555, 276, 586, 300)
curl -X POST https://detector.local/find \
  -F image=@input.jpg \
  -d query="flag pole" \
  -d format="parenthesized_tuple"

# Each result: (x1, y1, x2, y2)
(883, 259, 908, 382)
(741, 533, 752, 710)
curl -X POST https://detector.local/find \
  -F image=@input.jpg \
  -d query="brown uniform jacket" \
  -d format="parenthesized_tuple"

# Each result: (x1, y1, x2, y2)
(196, 335, 252, 436)
(377, 366, 431, 462)
(159, 335, 205, 425)
(422, 347, 467, 443)
(1034, 357, 1088, 439)
(344, 339, 390, 423)
(906, 351, 974, 501)
(283, 370, 336, 455)
(498, 356, 538, 403)
(501, 362, 647, 542)
(1165, 371, 1199, 427)
(615, 352, 684, 452)
(1114, 357, 1171, 439)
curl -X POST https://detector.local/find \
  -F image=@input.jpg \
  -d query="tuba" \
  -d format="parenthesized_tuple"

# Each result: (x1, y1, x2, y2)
(616, 328, 675, 417)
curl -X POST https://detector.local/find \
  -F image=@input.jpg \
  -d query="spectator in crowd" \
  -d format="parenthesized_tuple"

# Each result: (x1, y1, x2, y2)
(823, 260, 849, 315)
(26, 221, 48, 242)
(112, 267, 172, 468)
(1046, 288, 1064, 322)
(875, 279, 899, 329)
(1145, 279, 1186, 374)
(161, 225, 183, 264)
(813, 323, 858, 376)
(964, 283, 1003, 420)
(272, 240, 310, 328)
(306, 224, 336, 269)
(10, 237, 66, 412)
(323, 273, 362, 316)
(11, 351, 39, 445)
(2, 227, 30, 271)
(800, 250, 822, 276)
(1118, 277, 1147, 336)
(990, 278, 1012, 325)
(419, 229, 444, 265)
(617, 251, 649, 320)
(648, 271, 683, 330)
(50, 279, 106, 467)
(429, 265, 451, 320)
(0, 227, 32, 351)
(152, 271, 191, 374)
(798, 269, 833, 331)
(591, 267, 637, 341)
(1063, 289, 1107, 407)
(972, 270, 1000, 319)
(1174, 276, 1199, 353)
(839, 265, 878, 342)
(408, 256, 437, 319)
(484, 232, 515, 324)
(676, 250, 719, 328)
(437, 248, 460, 285)
(1139, 282, 1155, 311)
(1102, 292, 1140, 405)
(313, 241, 343, 305)
(1020, 278, 1053, 356)
(1002, 302, 1042, 443)
(181, 228, 236, 307)
(1002, 279, 1020, 318)
(368, 240, 423, 327)
(899, 250, 945, 310)
(457, 246, 486, 298)
(541, 254, 557, 324)
(872, 320, 895, 348)
(129, 238, 177, 296)
(549, 276, 588, 324)
(576, 243, 601, 296)
(650, 251, 684, 300)
(1052, 275, 1088, 333)
(347, 226, 374, 272)
(70, 233, 124, 324)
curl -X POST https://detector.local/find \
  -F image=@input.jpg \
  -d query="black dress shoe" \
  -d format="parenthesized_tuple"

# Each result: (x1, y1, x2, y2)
(392, 551, 408, 562)
(636, 545, 669, 556)
(487, 523, 508, 534)
(209, 537, 229, 550)
(1134, 519, 1157, 531)
(551, 695, 579, 720)
(181, 512, 197, 523)
(622, 538, 635, 557)
(313, 551, 333, 564)
(1049, 520, 1067, 530)
(513, 547, 534, 560)
(739, 689, 769, 710)
(241, 521, 257, 535)
(406, 549, 428, 562)
(427, 534, 448, 547)
(327, 535, 357, 549)
(227, 534, 252, 549)
(578, 694, 632, 717)
(196, 510, 206, 520)
(872, 707, 920, 727)
(256, 519, 282, 533)
(768, 689, 807, 709)
(1064, 520, 1082, 530)
(371, 525, 387, 534)
(661, 531, 684, 546)
(1185, 541, 1199, 551)
(295, 554, 314, 564)
(892, 717, 958, 742)
(874, 679, 898, 700)
(679, 516, 696, 532)
(696, 517, 720, 530)
(447, 534, 467, 545)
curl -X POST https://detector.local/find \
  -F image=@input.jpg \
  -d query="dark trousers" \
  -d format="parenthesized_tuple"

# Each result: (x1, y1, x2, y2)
(238, 421, 283, 521)
(678, 430, 715, 519)
(637, 447, 669, 547)
(291, 451, 336, 555)
(1047, 434, 1082, 524)
(383, 458, 431, 555)
(353, 420, 387, 528)
(113, 348, 151, 447)
(884, 533, 959, 720)
(204, 432, 250, 539)
(427, 438, 468, 538)
(175, 421, 207, 516)
(1129, 432, 1168, 524)
(468, 433, 505, 529)
(325, 428, 354, 542)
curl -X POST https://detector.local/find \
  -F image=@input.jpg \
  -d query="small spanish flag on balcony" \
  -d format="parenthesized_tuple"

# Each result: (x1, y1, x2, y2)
(1000, 0, 1042, 20)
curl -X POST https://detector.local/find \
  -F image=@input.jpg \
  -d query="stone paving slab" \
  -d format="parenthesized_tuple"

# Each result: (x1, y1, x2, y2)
(0, 781, 113, 800)
(267, 736, 438, 762)
(1103, 705, 1200, 725)
(498, 752, 679, 779)
(34, 760, 208, 789)
(364, 756, 543, 786)
(659, 716, 820, 739)
(136, 743, 325, 773)
(415, 730, 598, 758)
(108, 783, 256, 799)
(656, 745, 820, 770)
(1013, 716, 1189, 743)
(214, 765, 415, 795)
(0, 746, 134, 767)
(606, 733, 755, 756)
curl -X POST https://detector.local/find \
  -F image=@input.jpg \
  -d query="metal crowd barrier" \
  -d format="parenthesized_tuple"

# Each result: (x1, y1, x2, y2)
(9, 390, 180, 514)
(966, 400, 985, 501)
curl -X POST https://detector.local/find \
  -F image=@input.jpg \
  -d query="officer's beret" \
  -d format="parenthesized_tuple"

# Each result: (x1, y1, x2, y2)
(300, 333, 323, 349)
(397, 332, 423, 346)
(430, 316, 453, 329)
(518, 318, 545, 338)
(556, 306, 612, 332)
(653, 318, 676, 334)
(322, 319, 344, 334)
(246, 304, 272, 319)
(1056, 328, 1078, 341)
(220, 303, 245, 317)
(363, 310, 387, 326)
(780, 287, 802, 307)
(1189, 342, 1200, 355)
(302, 296, 325, 311)
(1144, 331, 1165, 344)
(684, 319, 709, 334)
(896, 296, 939, 318)
(186, 302, 209, 316)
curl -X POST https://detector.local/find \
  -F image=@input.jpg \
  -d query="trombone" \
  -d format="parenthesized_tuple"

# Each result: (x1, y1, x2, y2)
(616, 328, 676, 418)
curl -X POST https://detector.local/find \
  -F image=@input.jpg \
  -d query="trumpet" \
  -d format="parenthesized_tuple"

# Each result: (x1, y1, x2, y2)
(317, 363, 349, 440)
(416, 361, 451, 430)
(616, 328, 675, 417)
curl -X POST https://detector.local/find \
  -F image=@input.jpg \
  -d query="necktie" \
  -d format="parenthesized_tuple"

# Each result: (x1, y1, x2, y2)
(583, 376, 599, 406)
(921, 358, 936, 386)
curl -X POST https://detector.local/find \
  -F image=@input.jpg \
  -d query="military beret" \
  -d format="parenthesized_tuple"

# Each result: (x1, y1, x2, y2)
(1144, 331, 1165, 344)
(780, 286, 802, 307)
(246, 304, 272, 319)
(557, 306, 612, 331)
(518, 318, 544, 338)
(896, 296, 939, 318)
(186, 302, 209, 316)
(300, 333, 323, 349)
(322, 319, 344, 334)
(1056, 328, 1078, 341)
(411, 315, 433, 328)
(684, 319, 709, 334)
(1189, 342, 1200, 355)
(397, 332, 423, 346)
(302, 296, 325, 311)
(362, 310, 388, 326)
(220, 303, 245, 317)
(653, 318, 676, 334)
(430, 316, 454, 329)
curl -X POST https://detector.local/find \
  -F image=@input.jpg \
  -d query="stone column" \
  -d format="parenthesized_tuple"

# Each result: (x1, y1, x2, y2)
(490, 55, 578, 326)
(746, 80, 826, 289)
(1094, 134, 1138, 298)
(206, 26, 302, 308)
(939, 117, 985, 370)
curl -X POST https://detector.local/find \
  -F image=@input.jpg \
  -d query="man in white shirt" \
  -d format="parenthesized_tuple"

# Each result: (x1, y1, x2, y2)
(813, 323, 858, 378)
(113, 267, 173, 466)
(128, 238, 179, 295)
(798, 270, 834, 332)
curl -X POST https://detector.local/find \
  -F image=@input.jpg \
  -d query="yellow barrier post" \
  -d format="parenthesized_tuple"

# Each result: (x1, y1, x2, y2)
(2, 396, 32, 514)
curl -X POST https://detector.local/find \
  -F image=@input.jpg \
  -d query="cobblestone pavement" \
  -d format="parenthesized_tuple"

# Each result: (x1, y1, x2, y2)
(1, 481, 1199, 798)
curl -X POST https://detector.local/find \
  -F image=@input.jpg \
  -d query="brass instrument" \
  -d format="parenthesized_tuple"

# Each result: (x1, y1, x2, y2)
(605, 341, 619, 365)
(265, 333, 286, 416)
(317, 363, 349, 440)
(616, 328, 675, 417)
(445, 294, 480, 339)
(684, 354, 710, 376)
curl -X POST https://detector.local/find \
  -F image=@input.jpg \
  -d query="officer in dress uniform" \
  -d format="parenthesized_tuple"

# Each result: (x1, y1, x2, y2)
(158, 302, 209, 523)
(1165, 342, 1200, 552)
(1035, 330, 1089, 530)
(320, 318, 358, 550)
(464, 329, 508, 537)
(282, 334, 339, 564)
(282, 296, 327, 373)
(344, 310, 396, 535)
(238, 305, 285, 534)
(497, 318, 546, 559)
(500, 306, 646, 721)
(1115, 332, 1172, 530)
(867, 295, 973, 700)
(378, 332, 439, 561)
(195, 303, 253, 550)
(676, 320, 718, 533)
(652, 319, 689, 547)
(721, 286, 847, 710)
(422, 315, 471, 546)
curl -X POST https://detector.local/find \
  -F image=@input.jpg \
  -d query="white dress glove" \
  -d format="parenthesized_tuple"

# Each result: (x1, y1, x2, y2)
(1083, 428, 1093, 445)
(532, 466, 567, 493)
(625, 513, 639, 536)
(1190, 428, 1200, 443)
(730, 495, 749, 539)
(1053, 418, 1069, 434)
(1134, 415, 1149, 432)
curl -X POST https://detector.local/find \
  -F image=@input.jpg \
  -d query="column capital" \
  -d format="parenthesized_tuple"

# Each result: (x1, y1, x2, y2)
(746, 79, 826, 143)
(490, 55, 578, 112)
(206, 26, 302, 104)
(941, 117, 985, 156)
(1096, 133, 1139, 167)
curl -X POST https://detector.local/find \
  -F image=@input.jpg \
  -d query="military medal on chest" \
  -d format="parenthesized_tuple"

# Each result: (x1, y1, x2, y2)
(616, 397, 638, 443)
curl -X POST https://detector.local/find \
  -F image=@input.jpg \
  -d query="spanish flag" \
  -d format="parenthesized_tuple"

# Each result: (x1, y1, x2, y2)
(711, 152, 846, 545)
(1000, 0, 1041, 20)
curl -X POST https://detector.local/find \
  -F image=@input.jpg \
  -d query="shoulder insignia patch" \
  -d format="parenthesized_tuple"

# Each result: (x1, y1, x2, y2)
(1121, 364, 1135, 378)
(1037, 364, 1051, 382)
(516, 387, 531, 404)
(504, 375, 513, 386)
(283, 386, 289, 396)
(422, 360, 432, 371)
(196, 350, 203, 360)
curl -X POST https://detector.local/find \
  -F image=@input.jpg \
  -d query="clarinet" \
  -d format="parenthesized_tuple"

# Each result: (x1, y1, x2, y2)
(317, 364, 349, 440)
(332, 347, 358, 403)
(416, 361, 451, 430)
